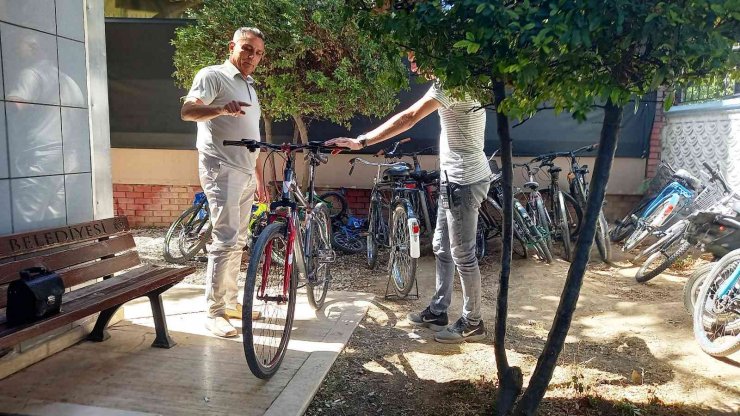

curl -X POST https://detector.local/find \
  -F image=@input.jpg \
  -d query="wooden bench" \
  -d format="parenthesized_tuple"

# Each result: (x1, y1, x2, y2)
(0, 217, 195, 352)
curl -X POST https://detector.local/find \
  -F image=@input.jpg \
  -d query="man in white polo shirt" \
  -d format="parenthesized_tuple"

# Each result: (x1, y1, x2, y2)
(181, 27, 265, 338)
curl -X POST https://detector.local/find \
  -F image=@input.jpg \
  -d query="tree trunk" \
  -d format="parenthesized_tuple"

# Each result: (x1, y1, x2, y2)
(492, 81, 523, 415)
(292, 113, 308, 144)
(513, 100, 623, 415)
(263, 115, 273, 144)
(292, 113, 311, 191)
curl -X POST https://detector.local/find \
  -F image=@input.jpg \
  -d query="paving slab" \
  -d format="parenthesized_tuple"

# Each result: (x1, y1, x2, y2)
(0, 284, 372, 416)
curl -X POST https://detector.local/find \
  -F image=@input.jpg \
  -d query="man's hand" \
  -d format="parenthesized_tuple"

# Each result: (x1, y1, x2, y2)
(325, 137, 362, 150)
(221, 100, 250, 117)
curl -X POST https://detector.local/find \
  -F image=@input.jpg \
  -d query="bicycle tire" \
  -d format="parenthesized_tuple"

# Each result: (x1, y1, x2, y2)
(516, 206, 552, 264)
(623, 198, 673, 251)
(306, 203, 332, 310)
(683, 262, 715, 315)
(367, 199, 380, 269)
(332, 230, 366, 254)
(318, 191, 348, 220)
(595, 212, 612, 263)
(610, 212, 637, 242)
(693, 250, 740, 357)
(389, 202, 417, 297)
(540, 188, 582, 238)
(535, 197, 554, 255)
(556, 191, 573, 262)
(475, 220, 487, 260)
(242, 221, 296, 379)
(163, 205, 211, 264)
(635, 240, 691, 283)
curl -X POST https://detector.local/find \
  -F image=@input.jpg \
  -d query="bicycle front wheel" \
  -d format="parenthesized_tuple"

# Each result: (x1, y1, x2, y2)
(243, 221, 296, 379)
(555, 191, 573, 262)
(389, 202, 417, 297)
(367, 198, 381, 269)
(595, 212, 612, 263)
(163, 205, 211, 264)
(306, 203, 332, 310)
(693, 250, 740, 357)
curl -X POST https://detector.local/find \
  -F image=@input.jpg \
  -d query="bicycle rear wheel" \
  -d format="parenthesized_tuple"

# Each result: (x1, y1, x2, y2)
(242, 222, 296, 379)
(306, 203, 332, 310)
(389, 202, 417, 297)
(541, 188, 582, 237)
(163, 205, 211, 264)
(318, 191, 348, 220)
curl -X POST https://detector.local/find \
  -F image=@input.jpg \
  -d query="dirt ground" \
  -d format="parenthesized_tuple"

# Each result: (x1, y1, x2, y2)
(133, 229, 740, 416)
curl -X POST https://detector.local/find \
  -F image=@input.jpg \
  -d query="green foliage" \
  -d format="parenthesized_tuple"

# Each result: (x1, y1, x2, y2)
(352, 0, 738, 118)
(172, 0, 408, 129)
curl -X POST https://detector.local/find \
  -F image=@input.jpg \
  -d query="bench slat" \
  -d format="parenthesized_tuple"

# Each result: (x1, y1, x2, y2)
(0, 251, 141, 308)
(0, 265, 195, 348)
(0, 217, 130, 260)
(0, 234, 136, 286)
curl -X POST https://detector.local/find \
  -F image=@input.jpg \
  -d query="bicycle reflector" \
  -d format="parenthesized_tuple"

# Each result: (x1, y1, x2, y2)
(408, 218, 421, 258)
(404, 183, 417, 189)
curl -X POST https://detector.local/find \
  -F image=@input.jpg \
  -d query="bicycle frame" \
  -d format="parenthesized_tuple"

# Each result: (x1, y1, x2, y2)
(639, 181, 694, 221)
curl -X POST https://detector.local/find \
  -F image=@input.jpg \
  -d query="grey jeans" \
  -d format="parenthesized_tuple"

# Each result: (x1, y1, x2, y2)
(429, 179, 490, 325)
(199, 153, 257, 318)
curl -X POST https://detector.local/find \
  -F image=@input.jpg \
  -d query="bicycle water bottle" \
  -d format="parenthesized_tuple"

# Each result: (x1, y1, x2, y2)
(408, 218, 421, 258)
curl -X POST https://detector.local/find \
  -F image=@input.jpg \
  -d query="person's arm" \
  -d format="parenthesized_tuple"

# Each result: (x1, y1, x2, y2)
(326, 95, 441, 150)
(180, 97, 250, 122)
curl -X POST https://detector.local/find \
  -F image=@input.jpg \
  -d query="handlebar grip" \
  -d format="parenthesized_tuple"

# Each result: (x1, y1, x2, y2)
(400, 137, 412, 144)
(589, 143, 599, 151)
(223, 140, 243, 146)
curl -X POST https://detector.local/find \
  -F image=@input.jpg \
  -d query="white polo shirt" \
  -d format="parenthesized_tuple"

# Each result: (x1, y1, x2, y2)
(186, 60, 261, 174)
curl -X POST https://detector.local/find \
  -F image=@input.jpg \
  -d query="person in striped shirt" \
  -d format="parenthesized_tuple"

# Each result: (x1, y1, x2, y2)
(326, 53, 492, 343)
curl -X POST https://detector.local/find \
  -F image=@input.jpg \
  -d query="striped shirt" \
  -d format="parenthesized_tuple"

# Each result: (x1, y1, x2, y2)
(424, 82, 491, 185)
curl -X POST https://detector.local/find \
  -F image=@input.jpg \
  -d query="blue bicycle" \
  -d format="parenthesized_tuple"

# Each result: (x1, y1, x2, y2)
(619, 163, 704, 251)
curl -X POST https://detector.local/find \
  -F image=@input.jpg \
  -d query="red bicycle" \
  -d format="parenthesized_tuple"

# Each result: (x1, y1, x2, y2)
(224, 139, 337, 379)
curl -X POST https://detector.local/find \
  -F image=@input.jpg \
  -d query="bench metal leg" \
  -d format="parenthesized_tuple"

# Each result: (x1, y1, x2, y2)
(87, 305, 122, 342)
(148, 287, 176, 349)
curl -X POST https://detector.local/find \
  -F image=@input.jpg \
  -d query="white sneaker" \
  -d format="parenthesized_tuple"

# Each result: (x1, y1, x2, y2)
(205, 315, 237, 338)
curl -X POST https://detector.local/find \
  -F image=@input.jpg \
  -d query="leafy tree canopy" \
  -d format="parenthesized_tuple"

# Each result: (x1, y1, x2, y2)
(172, 0, 408, 130)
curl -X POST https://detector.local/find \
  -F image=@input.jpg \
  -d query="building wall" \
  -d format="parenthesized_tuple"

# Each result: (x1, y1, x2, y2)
(0, 0, 112, 235)
(662, 97, 740, 191)
(112, 148, 648, 226)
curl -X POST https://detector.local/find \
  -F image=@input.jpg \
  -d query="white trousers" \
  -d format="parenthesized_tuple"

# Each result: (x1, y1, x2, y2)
(198, 153, 257, 317)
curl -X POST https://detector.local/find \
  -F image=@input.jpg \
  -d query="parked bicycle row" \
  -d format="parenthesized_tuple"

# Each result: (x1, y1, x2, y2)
(609, 161, 739, 356)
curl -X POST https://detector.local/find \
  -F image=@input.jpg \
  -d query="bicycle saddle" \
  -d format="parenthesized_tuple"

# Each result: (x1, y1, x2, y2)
(383, 164, 411, 181)
(672, 169, 702, 190)
(523, 181, 539, 190)
(411, 169, 439, 183)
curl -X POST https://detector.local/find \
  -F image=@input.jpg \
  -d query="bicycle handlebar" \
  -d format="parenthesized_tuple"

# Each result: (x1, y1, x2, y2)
(531, 143, 599, 162)
(376, 137, 413, 158)
(703, 162, 733, 194)
(348, 157, 409, 175)
(223, 139, 339, 153)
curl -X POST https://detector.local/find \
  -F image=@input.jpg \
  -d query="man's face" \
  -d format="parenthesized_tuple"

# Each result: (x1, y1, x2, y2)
(229, 34, 265, 76)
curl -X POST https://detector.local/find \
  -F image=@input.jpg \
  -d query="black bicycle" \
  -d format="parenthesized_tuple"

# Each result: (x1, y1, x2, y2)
(530, 155, 585, 262)
(533, 144, 610, 262)
(349, 139, 423, 297)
